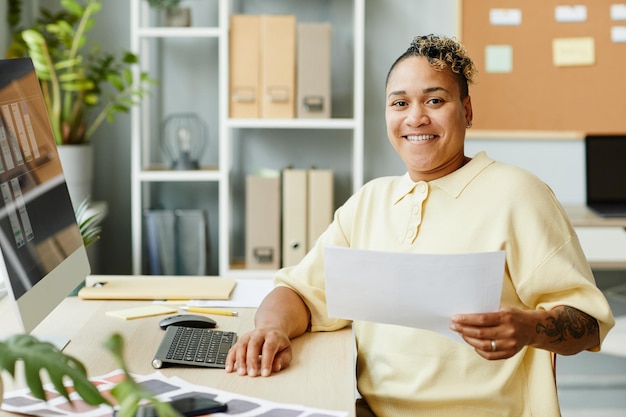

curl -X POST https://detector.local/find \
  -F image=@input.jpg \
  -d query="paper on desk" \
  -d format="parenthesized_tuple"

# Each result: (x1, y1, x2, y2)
(187, 279, 274, 308)
(324, 246, 505, 342)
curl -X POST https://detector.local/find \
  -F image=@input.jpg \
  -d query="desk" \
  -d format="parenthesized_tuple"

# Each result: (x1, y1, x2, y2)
(564, 205, 626, 270)
(0, 294, 356, 416)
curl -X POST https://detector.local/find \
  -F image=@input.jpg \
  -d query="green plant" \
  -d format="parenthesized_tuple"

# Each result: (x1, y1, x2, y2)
(0, 333, 180, 416)
(75, 198, 103, 248)
(7, 0, 155, 145)
(147, 0, 183, 11)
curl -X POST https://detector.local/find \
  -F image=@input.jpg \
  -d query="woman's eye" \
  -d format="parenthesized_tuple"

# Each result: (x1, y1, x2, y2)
(427, 98, 444, 105)
(393, 100, 408, 107)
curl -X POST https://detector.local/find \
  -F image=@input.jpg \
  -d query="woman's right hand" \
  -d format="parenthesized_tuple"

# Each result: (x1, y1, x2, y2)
(225, 326, 293, 377)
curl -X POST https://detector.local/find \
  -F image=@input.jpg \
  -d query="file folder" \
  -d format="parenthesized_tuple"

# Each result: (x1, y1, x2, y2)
(230, 14, 261, 118)
(260, 15, 296, 118)
(246, 175, 281, 269)
(78, 277, 237, 300)
(297, 23, 332, 118)
(307, 169, 334, 250)
(282, 169, 307, 267)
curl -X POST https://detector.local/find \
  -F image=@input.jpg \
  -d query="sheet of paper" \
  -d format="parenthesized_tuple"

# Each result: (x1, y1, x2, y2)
(187, 279, 274, 308)
(611, 4, 626, 21)
(324, 246, 505, 342)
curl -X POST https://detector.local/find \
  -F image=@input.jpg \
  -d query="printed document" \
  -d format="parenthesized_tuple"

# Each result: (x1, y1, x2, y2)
(324, 246, 505, 342)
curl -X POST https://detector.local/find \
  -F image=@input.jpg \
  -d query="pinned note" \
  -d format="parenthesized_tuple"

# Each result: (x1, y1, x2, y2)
(485, 45, 513, 73)
(611, 4, 626, 21)
(612, 26, 626, 43)
(553, 37, 595, 67)
(555, 5, 587, 23)
(489, 9, 522, 26)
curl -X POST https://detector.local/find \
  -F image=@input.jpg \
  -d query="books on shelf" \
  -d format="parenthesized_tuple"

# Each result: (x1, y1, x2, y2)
(143, 209, 209, 275)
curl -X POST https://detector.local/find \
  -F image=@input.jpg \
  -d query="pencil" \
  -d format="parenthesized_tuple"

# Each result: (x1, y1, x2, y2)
(180, 306, 238, 317)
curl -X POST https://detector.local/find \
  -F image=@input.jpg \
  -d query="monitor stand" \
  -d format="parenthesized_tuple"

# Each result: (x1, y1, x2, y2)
(40, 335, 71, 351)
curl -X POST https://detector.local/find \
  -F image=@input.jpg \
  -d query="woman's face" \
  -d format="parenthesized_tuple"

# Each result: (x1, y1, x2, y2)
(385, 56, 473, 182)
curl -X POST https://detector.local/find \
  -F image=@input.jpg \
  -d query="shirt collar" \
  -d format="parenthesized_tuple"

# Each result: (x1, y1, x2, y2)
(392, 151, 495, 204)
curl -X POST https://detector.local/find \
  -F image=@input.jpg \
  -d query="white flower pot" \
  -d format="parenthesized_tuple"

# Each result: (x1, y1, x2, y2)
(56, 144, 94, 210)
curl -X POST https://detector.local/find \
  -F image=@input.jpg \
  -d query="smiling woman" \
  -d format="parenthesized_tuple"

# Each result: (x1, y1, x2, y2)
(384, 36, 475, 183)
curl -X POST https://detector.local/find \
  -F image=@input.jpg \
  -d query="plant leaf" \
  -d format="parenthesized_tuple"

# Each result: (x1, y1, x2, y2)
(0, 334, 109, 406)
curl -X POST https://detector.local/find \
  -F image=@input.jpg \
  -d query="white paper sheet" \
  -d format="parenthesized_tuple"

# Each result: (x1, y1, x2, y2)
(188, 279, 274, 308)
(324, 246, 505, 342)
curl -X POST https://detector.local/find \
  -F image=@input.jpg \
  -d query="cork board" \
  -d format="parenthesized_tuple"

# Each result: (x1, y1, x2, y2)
(459, 1, 626, 134)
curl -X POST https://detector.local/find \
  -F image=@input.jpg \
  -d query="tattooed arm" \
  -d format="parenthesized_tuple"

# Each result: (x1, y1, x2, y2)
(450, 305, 600, 359)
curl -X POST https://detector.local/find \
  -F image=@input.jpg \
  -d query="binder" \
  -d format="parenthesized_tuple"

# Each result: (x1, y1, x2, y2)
(143, 210, 209, 275)
(78, 277, 237, 301)
(230, 15, 261, 118)
(281, 169, 307, 267)
(297, 23, 332, 118)
(260, 15, 296, 118)
(246, 175, 281, 269)
(307, 169, 334, 250)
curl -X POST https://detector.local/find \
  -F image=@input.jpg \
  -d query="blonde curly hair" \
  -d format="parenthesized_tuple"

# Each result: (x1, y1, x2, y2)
(386, 34, 477, 98)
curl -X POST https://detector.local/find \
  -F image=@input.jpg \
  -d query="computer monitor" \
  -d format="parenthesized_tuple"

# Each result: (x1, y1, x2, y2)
(585, 134, 626, 217)
(0, 57, 91, 347)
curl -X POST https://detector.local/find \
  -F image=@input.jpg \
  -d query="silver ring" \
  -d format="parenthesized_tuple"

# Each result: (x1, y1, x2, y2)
(491, 339, 497, 352)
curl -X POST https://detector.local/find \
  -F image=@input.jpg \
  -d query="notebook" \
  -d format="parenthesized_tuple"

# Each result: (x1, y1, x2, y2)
(585, 134, 626, 218)
(78, 277, 237, 300)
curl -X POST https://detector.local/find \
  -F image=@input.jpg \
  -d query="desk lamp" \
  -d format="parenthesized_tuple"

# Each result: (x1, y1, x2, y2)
(161, 113, 208, 170)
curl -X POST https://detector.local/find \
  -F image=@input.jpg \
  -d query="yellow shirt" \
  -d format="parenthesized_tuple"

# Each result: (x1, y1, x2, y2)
(275, 152, 614, 417)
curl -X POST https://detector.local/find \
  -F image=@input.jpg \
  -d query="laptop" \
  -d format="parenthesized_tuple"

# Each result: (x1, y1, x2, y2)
(585, 134, 626, 217)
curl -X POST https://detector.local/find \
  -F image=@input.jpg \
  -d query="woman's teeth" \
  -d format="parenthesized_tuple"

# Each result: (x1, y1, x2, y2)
(406, 135, 436, 141)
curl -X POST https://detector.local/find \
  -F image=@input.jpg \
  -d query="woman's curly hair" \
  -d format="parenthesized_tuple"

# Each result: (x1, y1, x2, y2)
(386, 34, 477, 98)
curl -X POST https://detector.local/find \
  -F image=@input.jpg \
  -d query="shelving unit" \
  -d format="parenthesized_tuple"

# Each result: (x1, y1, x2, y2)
(129, 0, 364, 278)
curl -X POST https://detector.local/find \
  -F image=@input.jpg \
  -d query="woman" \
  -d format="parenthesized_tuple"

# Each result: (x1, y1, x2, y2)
(226, 34, 614, 417)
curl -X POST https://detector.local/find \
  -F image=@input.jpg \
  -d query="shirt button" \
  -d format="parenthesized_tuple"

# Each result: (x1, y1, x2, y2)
(412, 205, 420, 215)
(406, 230, 414, 239)
(417, 182, 427, 194)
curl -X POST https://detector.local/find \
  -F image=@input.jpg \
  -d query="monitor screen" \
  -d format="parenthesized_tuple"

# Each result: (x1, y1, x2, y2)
(585, 134, 626, 204)
(0, 58, 90, 338)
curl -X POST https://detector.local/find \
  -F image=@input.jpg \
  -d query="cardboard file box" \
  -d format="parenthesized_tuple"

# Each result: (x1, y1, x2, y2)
(282, 169, 307, 267)
(260, 15, 296, 118)
(297, 23, 332, 118)
(246, 175, 281, 269)
(307, 169, 334, 250)
(230, 15, 261, 118)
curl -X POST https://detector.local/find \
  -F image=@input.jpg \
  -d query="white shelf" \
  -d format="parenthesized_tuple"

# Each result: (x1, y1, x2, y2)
(225, 118, 359, 130)
(130, 0, 365, 277)
(136, 27, 222, 38)
(137, 170, 222, 182)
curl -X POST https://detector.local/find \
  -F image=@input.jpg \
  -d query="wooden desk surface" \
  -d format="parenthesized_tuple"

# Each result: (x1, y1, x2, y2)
(0, 296, 356, 416)
(563, 204, 626, 228)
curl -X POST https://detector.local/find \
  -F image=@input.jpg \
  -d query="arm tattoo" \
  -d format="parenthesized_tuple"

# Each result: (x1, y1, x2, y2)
(535, 306, 599, 344)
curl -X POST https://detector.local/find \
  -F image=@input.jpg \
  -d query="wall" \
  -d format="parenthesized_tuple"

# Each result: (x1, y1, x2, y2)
(5, 0, 588, 274)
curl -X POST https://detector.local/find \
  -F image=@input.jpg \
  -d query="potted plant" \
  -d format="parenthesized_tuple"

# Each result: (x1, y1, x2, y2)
(147, 0, 191, 27)
(6, 0, 155, 205)
(0, 333, 180, 417)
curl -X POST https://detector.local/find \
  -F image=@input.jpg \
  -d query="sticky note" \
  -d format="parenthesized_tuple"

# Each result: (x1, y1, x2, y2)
(612, 26, 626, 43)
(489, 9, 522, 26)
(485, 45, 513, 73)
(611, 4, 626, 21)
(552, 37, 595, 67)
(106, 305, 177, 320)
(555, 5, 587, 23)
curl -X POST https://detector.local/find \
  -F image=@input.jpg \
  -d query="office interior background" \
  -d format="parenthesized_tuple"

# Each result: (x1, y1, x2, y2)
(2, 1, 624, 414)
(0, 0, 588, 275)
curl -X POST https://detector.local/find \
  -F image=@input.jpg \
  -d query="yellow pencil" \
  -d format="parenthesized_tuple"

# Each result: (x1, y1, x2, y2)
(180, 306, 238, 317)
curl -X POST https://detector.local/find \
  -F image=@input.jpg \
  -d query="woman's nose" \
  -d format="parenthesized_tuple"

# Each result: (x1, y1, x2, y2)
(405, 105, 429, 126)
